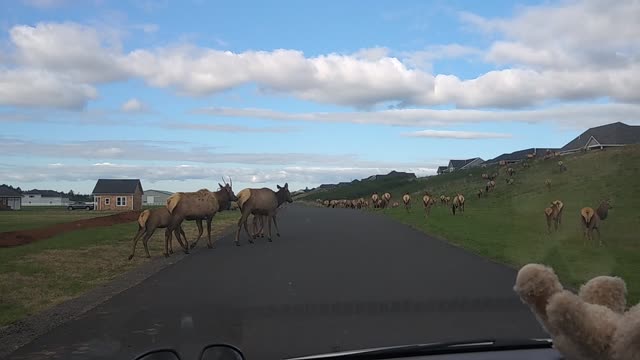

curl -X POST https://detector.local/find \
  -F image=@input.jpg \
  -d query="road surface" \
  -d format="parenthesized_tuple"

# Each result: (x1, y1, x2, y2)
(8, 204, 546, 360)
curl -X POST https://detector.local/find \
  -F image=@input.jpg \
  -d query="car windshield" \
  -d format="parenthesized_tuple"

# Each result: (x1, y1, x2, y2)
(0, 1, 638, 360)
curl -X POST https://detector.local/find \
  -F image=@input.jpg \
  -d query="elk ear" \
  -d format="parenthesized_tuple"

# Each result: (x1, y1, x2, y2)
(277, 185, 282, 189)
(284, 182, 288, 189)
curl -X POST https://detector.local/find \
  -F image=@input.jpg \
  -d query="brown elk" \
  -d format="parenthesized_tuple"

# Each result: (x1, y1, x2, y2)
(452, 194, 465, 215)
(371, 192, 380, 206)
(402, 193, 411, 211)
(440, 195, 446, 205)
(167, 180, 238, 250)
(445, 196, 451, 205)
(545, 179, 552, 191)
(383, 192, 391, 204)
(477, 189, 484, 198)
(128, 208, 189, 260)
(422, 194, 435, 216)
(507, 167, 515, 176)
(323, 199, 330, 207)
(505, 178, 514, 185)
(234, 183, 293, 245)
(581, 200, 613, 245)
(558, 161, 567, 172)
(481, 173, 489, 180)
(391, 201, 399, 208)
(543, 201, 563, 234)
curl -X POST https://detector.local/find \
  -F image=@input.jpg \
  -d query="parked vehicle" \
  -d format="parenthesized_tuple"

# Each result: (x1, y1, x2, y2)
(67, 202, 94, 211)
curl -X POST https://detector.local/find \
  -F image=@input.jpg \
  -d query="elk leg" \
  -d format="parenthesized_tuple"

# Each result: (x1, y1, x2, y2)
(260, 216, 265, 237)
(596, 227, 602, 246)
(164, 229, 171, 257)
(174, 227, 189, 254)
(128, 226, 146, 260)
(243, 216, 254, 243)
(206, 217, 213, 249)
(272, 215, 281, 237)
(251, 215, 259, 239)
(190, 220, 204, 249)
(267, 214, 273, 242)
(142, 232, 153, 258)
(235, 211, 250, 246)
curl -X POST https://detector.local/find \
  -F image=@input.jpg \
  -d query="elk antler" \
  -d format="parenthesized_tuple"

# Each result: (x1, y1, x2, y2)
(221, 177, 227, 185)
(228, 176, 232, 188)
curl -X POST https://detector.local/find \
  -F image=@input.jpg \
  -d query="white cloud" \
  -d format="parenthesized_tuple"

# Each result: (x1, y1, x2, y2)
(194, 103, 640, 129)
(0, 68, 97, 109)
(10, 22, 127, 83)
(402, 130, 512, 139)
(121, 98, 146, 112)
(3, 3, 640, 110)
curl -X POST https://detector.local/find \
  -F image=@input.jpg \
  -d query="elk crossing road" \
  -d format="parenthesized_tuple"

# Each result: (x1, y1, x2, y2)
(8, 204, 546, 360)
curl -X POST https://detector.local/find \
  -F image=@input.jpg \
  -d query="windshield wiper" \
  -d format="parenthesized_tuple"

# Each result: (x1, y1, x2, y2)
(287, 338, 553, 360)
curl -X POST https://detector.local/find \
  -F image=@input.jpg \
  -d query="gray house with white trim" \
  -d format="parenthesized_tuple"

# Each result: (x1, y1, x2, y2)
(561, 122, 640, 153)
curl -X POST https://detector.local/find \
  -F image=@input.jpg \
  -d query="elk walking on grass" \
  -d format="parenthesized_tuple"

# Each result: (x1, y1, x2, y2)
(452, 194, 465, 215)
(128, 208, 189, 260)
(580, 200, 613, 245)
(543, 200, 563, 234)
(402, 193, 411, 212)
(422, 194, 435, 217)
(545, 179, 552, 191)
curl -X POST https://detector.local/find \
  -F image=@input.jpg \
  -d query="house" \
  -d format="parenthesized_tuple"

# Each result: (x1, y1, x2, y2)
(92, 179, 143, 211)
(485, 147, 560, 165)
(561, 122, 640, 154)
(0, 185, 22, 210)
(447, 158, 484, 172)
(22, 190, 70, 206)
(142, 189, 173, 206)
(436, 166, 448, 175)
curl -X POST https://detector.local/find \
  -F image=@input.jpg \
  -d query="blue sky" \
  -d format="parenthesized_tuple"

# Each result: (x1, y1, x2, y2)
(1, 0, 639, 193)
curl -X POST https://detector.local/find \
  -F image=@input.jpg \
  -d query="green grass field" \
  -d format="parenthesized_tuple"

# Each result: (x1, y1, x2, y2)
(301, 146, 640, 302)
(0, 210, 239, 326)
(0, 207, 122, 232)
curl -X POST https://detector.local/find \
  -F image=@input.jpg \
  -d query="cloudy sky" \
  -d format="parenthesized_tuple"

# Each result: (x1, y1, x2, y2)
(1, 0, 639, 193)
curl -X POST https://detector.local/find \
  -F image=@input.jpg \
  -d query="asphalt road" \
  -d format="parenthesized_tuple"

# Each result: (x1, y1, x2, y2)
(8, 204, 546, 360)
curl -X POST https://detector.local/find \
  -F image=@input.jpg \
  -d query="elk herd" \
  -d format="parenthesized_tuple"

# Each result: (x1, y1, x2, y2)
(129, 178, 293, 260)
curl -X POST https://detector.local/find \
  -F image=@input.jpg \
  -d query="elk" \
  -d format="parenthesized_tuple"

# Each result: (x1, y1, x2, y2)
(402, 193, 411, 211)
(379, 197, 388, 209)
(522, 161, 530, 169)
(545, 179, 552, 191)
(481, 173, 489, 180)
(391, 201, 399, 208)
(506, 178, 514, 185)
(477, 189, 484, 198)
(440, 195, 446, 205)
(543, 200, 563, 234)
(558, 161, 567, 172)
(383, 192, 391, 204)
(581, 200, 613, 245)
(445, 196, 451, 205)
(507, 167, 515, 176)
(452, 194, 465, 215)
(323, 199, 330, 207)
(128, 208, 189, 260)
(422, 194, 434, 216)
(371, 192, 380, 206)
(234, 183, 293, 245)
(166, 179, 238, 251)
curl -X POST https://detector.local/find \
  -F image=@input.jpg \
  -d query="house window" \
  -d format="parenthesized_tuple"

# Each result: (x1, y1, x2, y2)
(116, 196, 127, 206)
(105, 198, 110, 205)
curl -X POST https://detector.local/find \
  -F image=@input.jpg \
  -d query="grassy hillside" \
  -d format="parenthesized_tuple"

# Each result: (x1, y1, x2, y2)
(300, 146, 640, 302)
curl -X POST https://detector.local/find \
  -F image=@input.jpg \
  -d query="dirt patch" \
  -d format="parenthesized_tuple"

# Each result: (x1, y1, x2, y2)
(0, 211, 141, 247)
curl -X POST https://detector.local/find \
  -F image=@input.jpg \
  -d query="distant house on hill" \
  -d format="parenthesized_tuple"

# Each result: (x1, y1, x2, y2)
(92, 179, 143, 211)
(485, 147, 559, 165)
(22, 190, 70, 206)
(447, 158, 484, 172)
(142, 189, 173, 206)
(561, 122, 640, 154)
(436, 166, 448, 175)
(0, 185, 21, 210)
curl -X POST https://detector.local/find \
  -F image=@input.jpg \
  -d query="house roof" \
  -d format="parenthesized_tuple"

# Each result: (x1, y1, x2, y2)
(23, 189, 66, 197)
(437, 166, 448, 172)
(0, 185, 22, 197)
(144, 189, 173, 196)
(449, 158, 480, 169)
(487, 147, 560, 163)
(92, 179, 143, 195)
(561, 122, 640, 151)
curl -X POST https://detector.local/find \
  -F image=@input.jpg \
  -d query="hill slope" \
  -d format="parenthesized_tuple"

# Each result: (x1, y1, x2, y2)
(300, 146, 640, 302)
